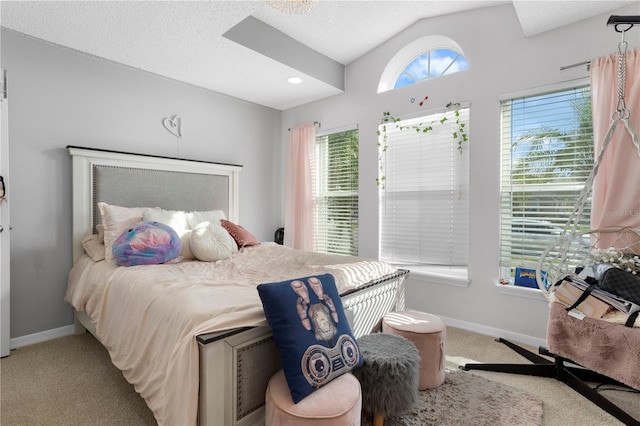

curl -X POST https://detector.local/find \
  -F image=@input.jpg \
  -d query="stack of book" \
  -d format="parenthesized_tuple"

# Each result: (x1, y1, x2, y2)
(554, 276, 640, 319)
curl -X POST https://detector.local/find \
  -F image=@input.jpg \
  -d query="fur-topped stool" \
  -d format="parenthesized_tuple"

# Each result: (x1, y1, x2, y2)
(353, 333, 419, 426)
(265, 369, 362, 426)
(382, 310, 446, 390)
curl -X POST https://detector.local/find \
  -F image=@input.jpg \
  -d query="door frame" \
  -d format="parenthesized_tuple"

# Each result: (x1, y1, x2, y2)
(1, 68, 10, 357)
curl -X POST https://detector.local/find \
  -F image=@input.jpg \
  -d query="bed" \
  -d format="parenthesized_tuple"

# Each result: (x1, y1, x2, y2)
(64, 146, 408, 426)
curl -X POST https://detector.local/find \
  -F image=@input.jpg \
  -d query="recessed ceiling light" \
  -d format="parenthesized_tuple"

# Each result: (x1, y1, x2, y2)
(288, 77, 302, 84)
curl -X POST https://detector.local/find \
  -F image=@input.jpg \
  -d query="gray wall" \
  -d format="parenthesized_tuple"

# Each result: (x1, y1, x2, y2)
(281, 3, 640, 344)
(1, 29, 282, 339)
(4, 2, 640, 344)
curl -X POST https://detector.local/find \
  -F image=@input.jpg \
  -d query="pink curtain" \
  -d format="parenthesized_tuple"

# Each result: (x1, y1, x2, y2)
(590, 48, 640, 248)
(284, 123, 316, 251)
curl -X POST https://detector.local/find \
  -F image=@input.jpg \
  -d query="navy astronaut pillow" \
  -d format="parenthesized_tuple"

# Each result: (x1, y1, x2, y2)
(257, 273, 362, 403)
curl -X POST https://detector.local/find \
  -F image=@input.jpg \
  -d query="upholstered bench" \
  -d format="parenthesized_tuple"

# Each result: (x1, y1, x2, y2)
(265, 369, 362, 426)
(353, 333, 419, 426)
(382, 310, 446, 390)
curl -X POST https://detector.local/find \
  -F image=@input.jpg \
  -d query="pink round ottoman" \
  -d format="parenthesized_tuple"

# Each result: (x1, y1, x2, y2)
(382, 310, 446, 390)
(265, 369, 362, 426)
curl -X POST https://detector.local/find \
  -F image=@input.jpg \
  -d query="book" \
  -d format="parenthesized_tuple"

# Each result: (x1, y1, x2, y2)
(554, 280, 612, 318)
(563, 276, 640, 315)
(514, 267, 539, 289)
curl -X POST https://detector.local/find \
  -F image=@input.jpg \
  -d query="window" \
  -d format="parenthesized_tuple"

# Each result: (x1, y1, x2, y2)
(500, 85, 593, 282)
(314, 129, 359, 255)
(379, 108, 470, 278)
(394, 49, 468, 89)
(378, 35, 468, 93)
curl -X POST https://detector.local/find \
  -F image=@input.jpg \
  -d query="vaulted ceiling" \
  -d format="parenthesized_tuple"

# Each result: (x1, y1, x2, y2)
(1, 1, 636, 110)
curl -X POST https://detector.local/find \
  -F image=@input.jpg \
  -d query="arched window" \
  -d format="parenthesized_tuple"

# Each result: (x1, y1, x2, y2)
(378, 35, 468, 93)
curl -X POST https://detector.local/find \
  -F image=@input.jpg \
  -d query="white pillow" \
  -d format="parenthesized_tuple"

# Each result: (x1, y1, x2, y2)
(143, 207, 194, 259)
(186, 210, 226, 230)
(190, 222, 238, 262)
(179, 231, 195, 260)
(98, 202, 146, 261)
(143, 207, 190, 236)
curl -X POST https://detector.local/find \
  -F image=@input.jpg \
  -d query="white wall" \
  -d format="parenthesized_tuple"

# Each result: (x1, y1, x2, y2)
(1, 29, 282, 340)
(3, 2, 638, 345)
(281, 3, 640, 344)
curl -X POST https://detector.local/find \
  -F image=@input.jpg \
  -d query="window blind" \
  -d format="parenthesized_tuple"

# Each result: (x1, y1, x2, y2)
(500, 86, 593, 272)
(315, 129, 359, 255)
(379, 108, 469, 267)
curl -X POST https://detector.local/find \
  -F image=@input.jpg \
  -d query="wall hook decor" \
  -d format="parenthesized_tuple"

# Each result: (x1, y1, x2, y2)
(162, 115, 183, 138)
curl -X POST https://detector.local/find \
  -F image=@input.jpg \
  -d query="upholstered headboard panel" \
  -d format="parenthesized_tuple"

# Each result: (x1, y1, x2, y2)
(92, 165, 230, 231)
(68, 146, 242, 262)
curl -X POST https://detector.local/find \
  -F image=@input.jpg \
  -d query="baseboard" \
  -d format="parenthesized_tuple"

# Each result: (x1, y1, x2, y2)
(8, 316, 547, 353)
(436, 314, 547, 349)
(10, 324, 76, 350)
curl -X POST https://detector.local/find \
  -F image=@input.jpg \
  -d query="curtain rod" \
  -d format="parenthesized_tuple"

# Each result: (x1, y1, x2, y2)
(607, 15, 640, 29)
(560, 60, 591, 71)
(561, 15, 639, 71)
(288, 121, 321, 132)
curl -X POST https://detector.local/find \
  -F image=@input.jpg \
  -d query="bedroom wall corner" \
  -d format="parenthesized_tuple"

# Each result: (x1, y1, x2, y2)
(280, 2, 640, 344)
(0, 28, 283, 342)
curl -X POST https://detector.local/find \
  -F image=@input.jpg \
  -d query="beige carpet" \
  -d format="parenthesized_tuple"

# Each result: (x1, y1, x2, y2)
(1, 332, 156, 425)
(1, 327, 639, 425)
(366, 368, 543, 426)
(445, 327, 640, 426)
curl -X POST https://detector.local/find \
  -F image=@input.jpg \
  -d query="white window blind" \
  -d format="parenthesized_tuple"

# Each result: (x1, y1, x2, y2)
(379, 108, 469, 267)
(315, 129, 359, 255)
(500, 86, 593, 273)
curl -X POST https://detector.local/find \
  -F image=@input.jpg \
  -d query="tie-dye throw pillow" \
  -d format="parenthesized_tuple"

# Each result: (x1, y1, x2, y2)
(112, 221, 181, 266)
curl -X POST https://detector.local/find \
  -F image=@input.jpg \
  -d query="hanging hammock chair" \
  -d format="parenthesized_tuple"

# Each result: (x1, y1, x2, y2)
(463, 17, 640, 426)
(536, 28, 640, 314)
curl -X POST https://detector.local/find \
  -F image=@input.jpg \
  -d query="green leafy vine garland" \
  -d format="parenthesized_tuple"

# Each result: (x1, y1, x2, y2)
(376, 102, 468, 188)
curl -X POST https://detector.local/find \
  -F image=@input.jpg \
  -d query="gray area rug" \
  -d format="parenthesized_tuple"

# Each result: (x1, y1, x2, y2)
(363, 369, 543, 426)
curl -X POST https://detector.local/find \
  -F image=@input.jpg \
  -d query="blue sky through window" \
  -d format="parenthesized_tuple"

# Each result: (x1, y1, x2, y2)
(509, 88, 590, 159)
(394, 49, 468, 89)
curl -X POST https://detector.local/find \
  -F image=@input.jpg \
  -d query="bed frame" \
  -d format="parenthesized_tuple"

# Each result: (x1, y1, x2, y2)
(67, 146, 408, 426)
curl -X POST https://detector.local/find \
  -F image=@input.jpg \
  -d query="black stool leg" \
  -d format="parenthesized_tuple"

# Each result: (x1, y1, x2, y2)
(460, 338, 640, 426)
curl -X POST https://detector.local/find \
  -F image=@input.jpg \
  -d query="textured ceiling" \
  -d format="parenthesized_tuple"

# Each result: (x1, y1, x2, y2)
(1, 1, 636, 110)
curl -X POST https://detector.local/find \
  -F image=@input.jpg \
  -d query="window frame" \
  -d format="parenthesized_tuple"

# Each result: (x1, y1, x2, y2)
(378, 106, 470, 286)
(378, 35, 468, 93)
(394, 49, 469, 89)
(313, 126, 359, 256)
(498, 78, 594, 288)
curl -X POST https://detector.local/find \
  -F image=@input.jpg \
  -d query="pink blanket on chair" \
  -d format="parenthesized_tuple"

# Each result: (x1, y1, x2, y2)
(547, 301, 640, 390)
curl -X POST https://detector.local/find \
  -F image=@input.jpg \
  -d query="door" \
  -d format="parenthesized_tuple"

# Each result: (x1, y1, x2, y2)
(1, 68, 10, 357)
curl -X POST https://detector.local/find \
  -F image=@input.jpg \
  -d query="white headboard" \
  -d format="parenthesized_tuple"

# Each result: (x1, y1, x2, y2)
(67, 146, 242, 262)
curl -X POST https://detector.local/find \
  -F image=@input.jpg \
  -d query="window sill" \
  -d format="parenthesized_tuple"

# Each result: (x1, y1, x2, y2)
(399, 265, 470, 288)
(494, 283, 548, 301)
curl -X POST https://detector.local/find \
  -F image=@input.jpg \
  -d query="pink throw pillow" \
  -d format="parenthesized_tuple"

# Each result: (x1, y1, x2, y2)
(220, 219, 259, 247)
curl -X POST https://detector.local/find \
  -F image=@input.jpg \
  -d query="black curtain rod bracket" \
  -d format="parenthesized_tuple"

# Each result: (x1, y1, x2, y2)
(607, 15, 640, 32)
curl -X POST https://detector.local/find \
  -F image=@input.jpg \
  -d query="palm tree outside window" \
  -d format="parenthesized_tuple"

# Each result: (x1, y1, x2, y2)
(499, 84, 594, 284)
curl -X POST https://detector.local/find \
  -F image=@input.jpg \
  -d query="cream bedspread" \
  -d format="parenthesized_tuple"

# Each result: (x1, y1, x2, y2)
(65, 242, 396, 425)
